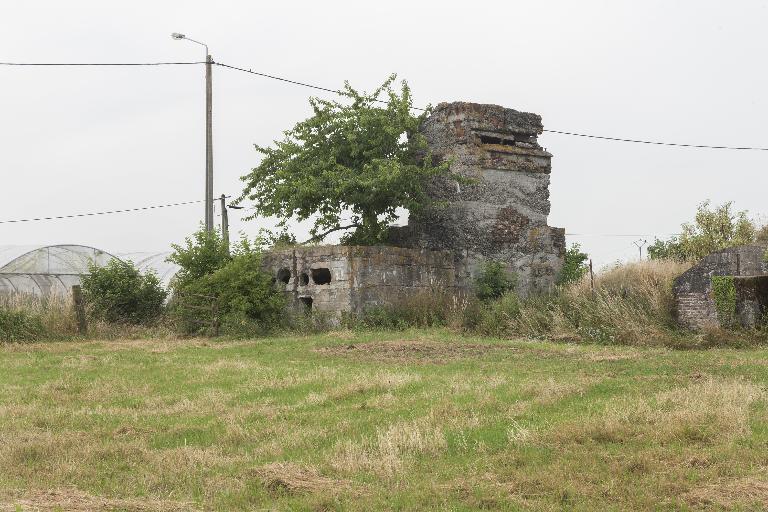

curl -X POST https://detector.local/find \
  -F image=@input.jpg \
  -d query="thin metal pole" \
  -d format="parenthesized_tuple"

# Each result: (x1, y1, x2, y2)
(220, 194, 229, 255)
(633, 239, 647, 260)
(205, 54, 214, 231)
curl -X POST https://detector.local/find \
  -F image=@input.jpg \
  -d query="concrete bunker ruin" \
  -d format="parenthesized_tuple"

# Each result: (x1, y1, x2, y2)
(262, 245, 457, 315)
(263, 101, 565, 317)
(387, 101, 565, 295)
(673, 245, 768, 329)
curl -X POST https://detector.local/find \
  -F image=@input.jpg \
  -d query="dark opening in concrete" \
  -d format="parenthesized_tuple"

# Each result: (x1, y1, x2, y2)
(299, 272, 310, 286)
(277, 268, 291, 284)
(299, 296, 313, 310)
(311, 268, 332, 285)
(480, 134, 515, 147)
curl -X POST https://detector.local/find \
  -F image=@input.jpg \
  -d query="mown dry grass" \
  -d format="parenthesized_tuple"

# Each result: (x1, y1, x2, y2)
(0, 488, 195, 511)
(2, 329, 768, 510)
(550, 377, 765, 445)
(333, 416, 447, 477)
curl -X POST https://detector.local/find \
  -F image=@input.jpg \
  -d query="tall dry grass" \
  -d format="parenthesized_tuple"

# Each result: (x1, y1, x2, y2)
(0, 292, 174, 342)
(470, 260, 694, 346)
(0, 293, 77, 341)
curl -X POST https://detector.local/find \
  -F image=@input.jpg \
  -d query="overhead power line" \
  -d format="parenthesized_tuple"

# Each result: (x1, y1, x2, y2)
(566, 233, 680, 238)
(543, 130, 768, 151)
(3, 59, 767, 151)
(214, 62, 348, 99)
(215, 61, 768, 152)
(0, 199, 206, 225)
(0, 61, 205, 66)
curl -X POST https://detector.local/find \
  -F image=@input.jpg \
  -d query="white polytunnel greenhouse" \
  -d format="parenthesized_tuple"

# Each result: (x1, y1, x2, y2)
(0, 245, 179, 297)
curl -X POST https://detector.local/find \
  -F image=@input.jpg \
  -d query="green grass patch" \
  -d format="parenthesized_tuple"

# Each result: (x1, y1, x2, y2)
(1, 329, 768, 510)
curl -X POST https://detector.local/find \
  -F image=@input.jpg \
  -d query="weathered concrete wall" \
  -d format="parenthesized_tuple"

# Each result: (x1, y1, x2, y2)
(347, 246, 458, 311)
(734, 276, 768, 328)
(673, 245, 768, 329)
(261, 245, 458, 317)
(389, 102, 565, 295)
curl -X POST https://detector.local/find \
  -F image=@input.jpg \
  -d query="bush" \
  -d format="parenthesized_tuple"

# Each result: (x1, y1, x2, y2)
(475, 261, 516, 301)
(81, 260, 167, 325)
(0, 308, 47, 342)
(169, 234, 285, 336)
(557, 243, 589, 286)
(167, 228, 231, 289)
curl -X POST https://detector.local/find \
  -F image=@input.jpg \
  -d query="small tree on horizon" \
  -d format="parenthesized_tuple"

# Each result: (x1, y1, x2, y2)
(648, 200, 761, 262)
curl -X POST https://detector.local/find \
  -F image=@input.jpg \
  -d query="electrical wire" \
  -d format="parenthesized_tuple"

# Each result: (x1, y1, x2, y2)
(3, 60, 766, 151)
(0, 61, 205, 66)
(0, 199, 205, 225)
(214, 62, 349, 99)
(215, 61, 768, 152)
(542, 130, 768, 151)
(566, 233, 680, 237)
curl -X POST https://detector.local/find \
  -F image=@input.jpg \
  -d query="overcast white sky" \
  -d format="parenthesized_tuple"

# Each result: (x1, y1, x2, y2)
(2, 0, 766, 268)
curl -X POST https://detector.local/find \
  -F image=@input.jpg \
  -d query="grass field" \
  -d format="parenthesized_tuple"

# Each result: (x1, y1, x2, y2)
(2, 330, 768, 511)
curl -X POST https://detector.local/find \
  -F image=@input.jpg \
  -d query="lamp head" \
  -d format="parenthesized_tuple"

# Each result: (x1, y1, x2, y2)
(171, 33, 185, 40)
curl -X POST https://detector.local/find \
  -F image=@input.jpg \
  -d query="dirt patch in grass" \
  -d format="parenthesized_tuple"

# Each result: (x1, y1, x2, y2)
(315, 340, 513, 364)
(0, 488, 196, 511)
(684, 477, 768, 509)
(253, 462, 350, 495)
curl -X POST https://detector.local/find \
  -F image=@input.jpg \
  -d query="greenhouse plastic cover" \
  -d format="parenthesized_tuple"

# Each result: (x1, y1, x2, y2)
(0, 245, 179, 296)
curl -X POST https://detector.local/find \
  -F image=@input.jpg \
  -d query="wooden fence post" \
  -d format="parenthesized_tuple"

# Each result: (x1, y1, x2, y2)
(71, 285, 87, 335)
(589, 259, 595, 297)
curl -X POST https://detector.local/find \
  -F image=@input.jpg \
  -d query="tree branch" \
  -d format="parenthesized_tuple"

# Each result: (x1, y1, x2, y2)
(300, 223, 361, 245)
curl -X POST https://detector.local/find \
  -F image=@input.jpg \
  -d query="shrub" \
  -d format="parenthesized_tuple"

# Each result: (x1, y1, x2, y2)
(81, 260, 167, 325)
(167, 228, 231, 289)
(475, 261, 517, 301)
(0, 308, 47, 342)
(557, 243, 590, 286)
(170, 235, 285, 336)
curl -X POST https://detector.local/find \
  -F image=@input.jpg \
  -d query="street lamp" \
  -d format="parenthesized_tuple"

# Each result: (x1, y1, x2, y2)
(172, 32, 214, 232)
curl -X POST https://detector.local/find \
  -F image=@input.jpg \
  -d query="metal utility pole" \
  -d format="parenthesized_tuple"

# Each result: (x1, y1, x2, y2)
(172, 32, 214, 231)
(220, 194, 229, 255)
(633, 239, 648, 260)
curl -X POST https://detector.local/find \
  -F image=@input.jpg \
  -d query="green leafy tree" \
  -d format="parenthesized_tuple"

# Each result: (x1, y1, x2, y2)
(259, 227, 298, 249)
(647, 237, 687, 261)
(649, 201, 759, 261)
(475, 261, 517, 301)
(557, 243, 589, 286)
(238, 75, 451, 245)
(81, 259, 167, 325)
